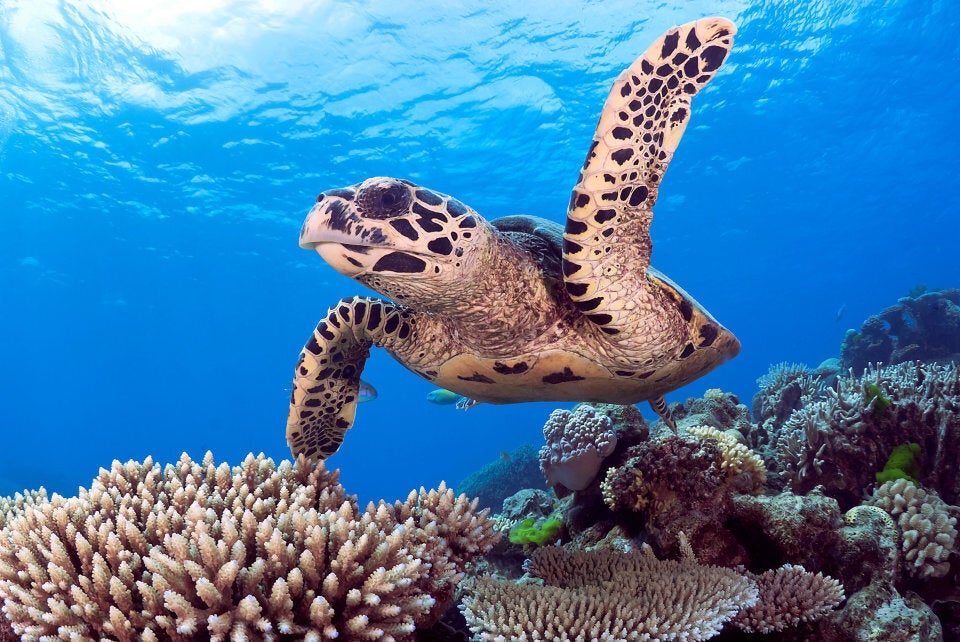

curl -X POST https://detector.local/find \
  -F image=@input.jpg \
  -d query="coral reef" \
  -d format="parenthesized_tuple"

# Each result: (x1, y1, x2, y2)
(461, 539, 759, 641)
(686, 424, 766, 494)
(759, 361, 960, 507)
(670, 388, 753, 436)
(461, 538, 843, 640)
(456, 291, 960, 640)
(597, 426, 766, 564)
(0, 452, 499, 641)
(538, 404, 617, 491)
(822, 580, 944, 642)
(732, 564, 844, 633)
(4, 295, 958, 641)
(752, 362, 826, 435)
(729, 490, 844, 572)
(840, 289, 960, 373)
(455, 444, 546, 512)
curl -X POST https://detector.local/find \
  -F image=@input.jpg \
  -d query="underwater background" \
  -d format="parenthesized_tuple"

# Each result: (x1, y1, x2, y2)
(0, 0, 956, 504)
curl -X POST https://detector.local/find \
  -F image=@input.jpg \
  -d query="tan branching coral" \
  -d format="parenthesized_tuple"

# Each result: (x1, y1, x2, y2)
(686, 425, 766, 492)
(0, 488, 47, 529)
(599, 464, 671, 514)
(0, 452, 499, 641)
(732, 564, 844, 633)
(461, 541, 759, 641)
(870, 478, 958, 579)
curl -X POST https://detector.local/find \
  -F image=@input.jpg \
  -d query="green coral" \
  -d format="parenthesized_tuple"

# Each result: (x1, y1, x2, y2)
(876, 442, 922, 484)
(864, 382, 892, 417)
(508, 516, 562, 546)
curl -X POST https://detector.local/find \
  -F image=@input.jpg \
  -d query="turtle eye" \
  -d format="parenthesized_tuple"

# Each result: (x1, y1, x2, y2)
(357, 181, 412, 219)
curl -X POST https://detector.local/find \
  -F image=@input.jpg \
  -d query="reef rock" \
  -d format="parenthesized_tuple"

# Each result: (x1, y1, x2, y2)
(840, 289, 960, 373)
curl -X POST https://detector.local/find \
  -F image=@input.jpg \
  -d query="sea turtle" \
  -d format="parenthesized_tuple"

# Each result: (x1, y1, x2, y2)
(288, 17, 740, 461)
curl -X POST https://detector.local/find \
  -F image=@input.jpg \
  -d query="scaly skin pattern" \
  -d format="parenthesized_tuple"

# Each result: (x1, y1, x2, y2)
(288, 17, 740, 461)
(562, 17, 736, 346)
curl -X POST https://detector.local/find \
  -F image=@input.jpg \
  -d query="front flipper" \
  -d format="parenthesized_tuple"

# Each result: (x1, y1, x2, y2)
(563, 18, 736, 336)
(287, 296, 413, 461)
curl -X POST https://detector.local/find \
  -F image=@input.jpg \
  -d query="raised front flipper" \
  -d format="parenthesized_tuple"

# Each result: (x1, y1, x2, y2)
(562, 18, 736, 337)
(287, 296, 413, 461)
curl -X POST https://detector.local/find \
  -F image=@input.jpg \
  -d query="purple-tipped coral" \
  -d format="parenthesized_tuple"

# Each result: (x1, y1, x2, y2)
(538, 404, 617, 491)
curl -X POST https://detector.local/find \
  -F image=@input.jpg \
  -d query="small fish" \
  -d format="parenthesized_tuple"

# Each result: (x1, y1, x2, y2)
(426, 388, 461, 405)
(499, 450, 511, 462)
(835, 303, 846, 322)
(358, 379, 378, 402)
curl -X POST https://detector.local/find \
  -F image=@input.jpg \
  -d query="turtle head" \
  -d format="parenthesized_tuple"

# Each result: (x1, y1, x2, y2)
(300, 177, 494, 306)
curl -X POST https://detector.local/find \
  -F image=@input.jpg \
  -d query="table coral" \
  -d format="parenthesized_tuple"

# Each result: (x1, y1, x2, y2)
(461, 539, 758, 641)
(462, 537, 844, 641)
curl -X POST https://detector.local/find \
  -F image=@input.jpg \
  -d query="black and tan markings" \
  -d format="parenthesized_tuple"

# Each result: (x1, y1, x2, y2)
(561, 18, 736, 337)
(286, 295, 413, 460)
(290, 19, 741, 463)
(306, 178, 479, 279)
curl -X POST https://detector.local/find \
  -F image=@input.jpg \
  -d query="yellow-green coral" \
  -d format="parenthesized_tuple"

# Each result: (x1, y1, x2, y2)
(876, 442, 921, 483)
(509, 516, 562, 546)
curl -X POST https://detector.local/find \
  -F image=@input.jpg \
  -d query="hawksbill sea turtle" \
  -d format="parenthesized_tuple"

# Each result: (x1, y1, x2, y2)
(288, 17, 740, 461)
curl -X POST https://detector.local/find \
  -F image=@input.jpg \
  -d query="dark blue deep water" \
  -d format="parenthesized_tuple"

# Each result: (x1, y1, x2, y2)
(1, 0, 957, 503)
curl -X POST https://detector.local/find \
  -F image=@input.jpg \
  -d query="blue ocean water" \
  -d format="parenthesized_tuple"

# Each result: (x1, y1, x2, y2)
(1, 0, 956, 503)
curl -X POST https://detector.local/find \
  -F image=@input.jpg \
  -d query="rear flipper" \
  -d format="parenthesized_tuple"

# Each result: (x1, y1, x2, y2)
(649, 395, 676, 432)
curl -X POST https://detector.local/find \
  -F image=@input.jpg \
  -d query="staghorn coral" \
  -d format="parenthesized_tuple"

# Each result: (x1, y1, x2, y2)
(732, 564, 845, 633)
(460, 539, 759, 641)
(538, 404, 617, 491)
(0, 452, 499, 642)
(752, 362, 823, 430)
(869, 478, 958, 579)
(771, 361, 960, 506)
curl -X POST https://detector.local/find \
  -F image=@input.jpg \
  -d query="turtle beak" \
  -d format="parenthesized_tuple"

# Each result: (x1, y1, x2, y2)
(299, 200, 362, 250)
(299, 202, 329, 249)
